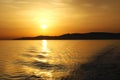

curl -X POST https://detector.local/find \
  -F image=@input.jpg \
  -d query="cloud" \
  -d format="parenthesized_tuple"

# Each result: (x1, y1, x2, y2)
(0, 0, 119, 19)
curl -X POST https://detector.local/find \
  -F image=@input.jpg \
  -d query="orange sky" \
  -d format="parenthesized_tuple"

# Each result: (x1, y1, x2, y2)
(0, 0, 120, 39)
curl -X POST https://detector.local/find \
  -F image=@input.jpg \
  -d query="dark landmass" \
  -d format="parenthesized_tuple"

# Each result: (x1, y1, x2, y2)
(14, 32, 120, 40)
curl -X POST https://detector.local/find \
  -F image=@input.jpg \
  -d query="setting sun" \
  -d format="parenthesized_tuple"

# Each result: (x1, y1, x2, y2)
(41, 24, 47, 29)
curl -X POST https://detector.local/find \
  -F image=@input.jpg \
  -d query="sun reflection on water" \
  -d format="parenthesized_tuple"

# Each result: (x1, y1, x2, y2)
(42, 40, 49, 53)
(20, 40, 54, 80)
(34, 57, 48, 63)
(23, 66, 53, 80)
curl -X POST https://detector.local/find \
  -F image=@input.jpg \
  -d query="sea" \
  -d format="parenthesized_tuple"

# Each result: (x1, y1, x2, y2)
(0, 40, 120, 80)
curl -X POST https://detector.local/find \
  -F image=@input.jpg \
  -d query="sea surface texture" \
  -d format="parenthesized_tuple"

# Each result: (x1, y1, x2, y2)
(0, 40, 120, 80)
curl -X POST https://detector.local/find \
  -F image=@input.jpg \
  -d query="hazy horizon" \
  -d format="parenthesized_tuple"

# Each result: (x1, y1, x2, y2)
(0, 32, 119, 40)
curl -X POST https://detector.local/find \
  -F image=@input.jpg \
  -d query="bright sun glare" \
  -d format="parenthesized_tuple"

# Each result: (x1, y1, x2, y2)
(41, 24, 47, 29)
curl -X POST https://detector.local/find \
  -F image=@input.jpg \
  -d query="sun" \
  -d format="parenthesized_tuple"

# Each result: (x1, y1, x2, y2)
(41, 24, 47, 29)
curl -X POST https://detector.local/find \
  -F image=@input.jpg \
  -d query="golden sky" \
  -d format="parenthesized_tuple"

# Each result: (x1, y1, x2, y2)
(0, 0, 120, 39)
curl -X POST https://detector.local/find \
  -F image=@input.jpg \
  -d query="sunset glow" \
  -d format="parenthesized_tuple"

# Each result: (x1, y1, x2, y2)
(41, 24, 47, 29)
(0, 1, 120, 79)
(0, 0, 120, 39)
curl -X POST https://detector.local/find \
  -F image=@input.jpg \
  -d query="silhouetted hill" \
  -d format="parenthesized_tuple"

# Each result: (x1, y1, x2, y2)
(14, 32, 120, 40)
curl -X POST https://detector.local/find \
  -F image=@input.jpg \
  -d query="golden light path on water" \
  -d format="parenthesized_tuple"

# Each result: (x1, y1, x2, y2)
(34, 40, 50, 63)
(42, 40, 49, 52)
(23, 40, 53, 80)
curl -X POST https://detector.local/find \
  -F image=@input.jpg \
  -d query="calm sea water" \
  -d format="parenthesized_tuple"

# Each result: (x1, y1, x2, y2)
(0, 40, 120, 80)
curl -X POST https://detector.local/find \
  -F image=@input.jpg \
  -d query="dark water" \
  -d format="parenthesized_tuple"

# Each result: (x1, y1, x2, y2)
(0, 40, 120, 80)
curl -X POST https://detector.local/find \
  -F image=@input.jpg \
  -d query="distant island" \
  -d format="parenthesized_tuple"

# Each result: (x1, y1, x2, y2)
(14, 32, 120, 40)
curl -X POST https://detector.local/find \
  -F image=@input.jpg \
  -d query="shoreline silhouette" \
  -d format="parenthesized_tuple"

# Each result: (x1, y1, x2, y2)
(14, 32, 120, 40)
